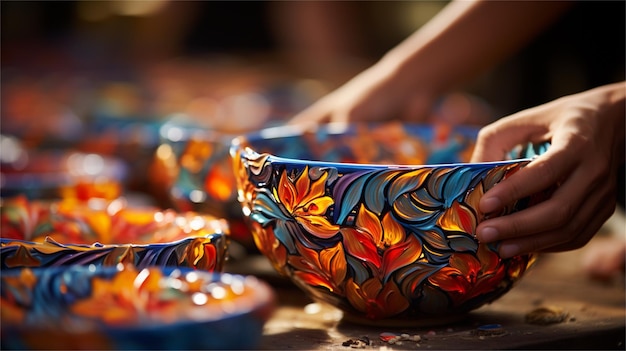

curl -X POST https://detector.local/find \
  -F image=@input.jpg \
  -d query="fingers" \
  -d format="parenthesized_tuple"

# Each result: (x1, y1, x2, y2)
(496, 199, 613, 258)
(540, 198, 615, 253)
(287, 95, 340, 127)
(478, 143, 576, 216)
(477, 156, 597, 241)
(476, 163, 615, 257)
(470, 107, 551, 163)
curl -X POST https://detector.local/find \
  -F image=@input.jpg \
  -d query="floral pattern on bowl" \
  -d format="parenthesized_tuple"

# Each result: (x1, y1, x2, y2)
(1, 196, 229, 271)
(230, 122, 550, 324)
(1, 265, 275, 350)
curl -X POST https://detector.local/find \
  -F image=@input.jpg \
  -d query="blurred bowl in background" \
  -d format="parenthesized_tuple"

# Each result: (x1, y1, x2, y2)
(151, 122, 252, 246)
(1, 59, 330, 208)
(230, 121, 551, 325)
(1, 265, 275, 350)
(0, 196, 229, 271)
(0, 135, 128, 201)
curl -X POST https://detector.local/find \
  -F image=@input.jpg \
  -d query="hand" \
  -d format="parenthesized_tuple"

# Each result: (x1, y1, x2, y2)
(471, 82, 625, 258)
(288, 59, 438, 128)
(288, 0, 571, 129)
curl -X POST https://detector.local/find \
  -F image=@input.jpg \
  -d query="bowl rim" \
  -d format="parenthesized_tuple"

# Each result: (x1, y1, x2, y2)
(0, 265, 275, 332)
(230, 122, 545, 169)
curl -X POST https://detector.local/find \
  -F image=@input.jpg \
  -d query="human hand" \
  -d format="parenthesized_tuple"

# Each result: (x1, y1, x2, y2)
(471, 82, 626, 258)
(288, 0, 572, 129)
(288, 59, 439, 128)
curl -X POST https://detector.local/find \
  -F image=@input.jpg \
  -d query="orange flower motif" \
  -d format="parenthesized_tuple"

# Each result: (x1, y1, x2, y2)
(182, 237, 218, 270)
(355, 204, 405, 249)
(437, 200, 477, 235)
(102, 246, 138, 267)
(289, 240, 347, 293)
(342, 205, 422, 279)
(273, 166, 339, 238)
(427, 244, 505, 305)
(250, 221, 288, 275)
(345, 277, 410, 319)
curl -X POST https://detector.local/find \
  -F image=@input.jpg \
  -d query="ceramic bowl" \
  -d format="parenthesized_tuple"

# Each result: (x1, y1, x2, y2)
(1, 265, 275, 350)
(230, 122, 550, 325)
(0, 196, 229, 271)
(151, 123, 255, 249)
(0, 136, 128, 201)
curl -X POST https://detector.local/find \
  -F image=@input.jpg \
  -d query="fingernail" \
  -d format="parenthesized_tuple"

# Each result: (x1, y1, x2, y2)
(477, 227, 499, 242)
(499, 243, 520, 258)
(480, 196, 502, 214)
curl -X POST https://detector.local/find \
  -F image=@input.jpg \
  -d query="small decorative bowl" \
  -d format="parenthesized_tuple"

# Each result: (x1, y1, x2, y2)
(0, 137, 128, 201)
(151, 123, 255, 249)
(0, 196, 229, 271)
(230, 122, 550, 325)
(1, 265, 275, 350)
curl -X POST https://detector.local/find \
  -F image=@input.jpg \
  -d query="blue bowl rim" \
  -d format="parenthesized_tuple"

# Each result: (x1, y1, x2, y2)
(230, 122, 546, 169)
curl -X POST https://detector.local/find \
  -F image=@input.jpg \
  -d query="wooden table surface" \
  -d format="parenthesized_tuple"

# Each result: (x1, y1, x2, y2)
(227, 233, 625, 350)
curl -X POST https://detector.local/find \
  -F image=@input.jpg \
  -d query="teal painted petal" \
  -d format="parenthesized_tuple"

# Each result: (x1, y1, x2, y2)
(420, 228, 450, 251)
(274, 220, 297, 254)
(253, 188, 291, 222)
(392, 194, 438, 224)
(442, 168, 475, 208)
(346, 255, 372, 285)
(395, 262, 441, 298)
(447, 233, 478, 252)
(410, 188, 442, 210)
(363, 170, 399, 216)
(250, 212, 272, 226)
(387, 169, 432, 204)
(334, 172, 371, 224)
(427, 168, 452, 201)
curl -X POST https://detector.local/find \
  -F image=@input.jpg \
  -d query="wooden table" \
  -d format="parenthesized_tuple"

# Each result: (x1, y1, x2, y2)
(227, 234, 625, 350)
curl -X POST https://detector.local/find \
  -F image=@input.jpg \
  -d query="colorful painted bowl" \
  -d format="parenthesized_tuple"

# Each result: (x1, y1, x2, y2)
(0, 196, 229, 271)
(230, 122, 551, 325)
(0, 137, 128, 201)
(151, 123, 255, 249)
(1, 265, 275, 350)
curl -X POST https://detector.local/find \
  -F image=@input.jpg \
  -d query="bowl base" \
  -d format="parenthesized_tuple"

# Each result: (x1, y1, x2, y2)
(341, 312, 468, 328)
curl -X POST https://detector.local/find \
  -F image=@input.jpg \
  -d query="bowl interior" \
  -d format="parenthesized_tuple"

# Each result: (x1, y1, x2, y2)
(242, 122, 479, 166)
(0, 196, 228, 245)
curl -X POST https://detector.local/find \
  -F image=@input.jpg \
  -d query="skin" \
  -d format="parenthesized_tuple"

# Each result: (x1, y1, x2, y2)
(290, 0, 572, 126)
(472, 82, 625, 258)
(289, 0, 626, 272)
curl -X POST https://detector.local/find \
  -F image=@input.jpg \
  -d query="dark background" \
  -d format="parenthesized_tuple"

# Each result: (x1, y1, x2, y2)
(2, 1, 624, 205)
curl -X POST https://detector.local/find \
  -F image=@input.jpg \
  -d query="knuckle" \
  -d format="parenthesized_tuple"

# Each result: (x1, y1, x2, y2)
(476, 126, 499, 145)
(564, 130, 593, 153)
(531, 158, 560, 184)
(552, 202, 575, 227)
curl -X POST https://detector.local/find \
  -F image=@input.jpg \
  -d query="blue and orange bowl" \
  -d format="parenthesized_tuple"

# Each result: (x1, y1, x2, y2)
(230, 122, 550, 325)
(1, 197, 229, 272)
(1, 265, 275, 350)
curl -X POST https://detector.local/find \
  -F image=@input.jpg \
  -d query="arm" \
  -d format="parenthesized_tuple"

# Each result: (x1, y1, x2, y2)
(290, 0, 572, 125)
